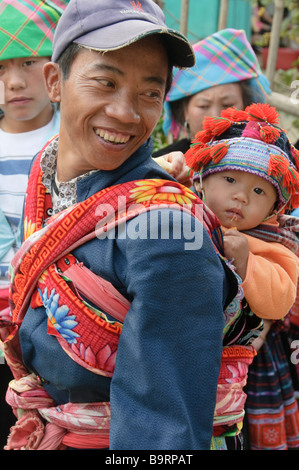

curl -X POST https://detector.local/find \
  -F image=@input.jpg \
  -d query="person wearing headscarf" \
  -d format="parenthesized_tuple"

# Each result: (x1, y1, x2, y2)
(153, 28, 271, 157)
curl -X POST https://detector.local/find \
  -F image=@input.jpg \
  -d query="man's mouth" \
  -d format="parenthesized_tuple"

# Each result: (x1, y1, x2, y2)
(94, 128, 131, 144)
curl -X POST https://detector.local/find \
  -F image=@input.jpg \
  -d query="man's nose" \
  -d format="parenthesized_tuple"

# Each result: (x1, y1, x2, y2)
(105, 92, 140, 124)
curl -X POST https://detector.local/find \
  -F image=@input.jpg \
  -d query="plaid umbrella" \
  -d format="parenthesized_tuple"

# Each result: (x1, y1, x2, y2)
(0, 0, 69, 60)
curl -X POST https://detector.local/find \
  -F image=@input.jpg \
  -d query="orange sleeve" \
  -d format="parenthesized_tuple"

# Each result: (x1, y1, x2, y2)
(241, 235, 299, 320)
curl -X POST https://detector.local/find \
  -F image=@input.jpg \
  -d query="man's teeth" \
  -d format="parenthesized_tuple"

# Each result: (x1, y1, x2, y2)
(95, 129, 130, 144)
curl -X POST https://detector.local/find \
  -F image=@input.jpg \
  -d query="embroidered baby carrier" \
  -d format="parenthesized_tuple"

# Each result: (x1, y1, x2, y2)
(8, 147, 223, 379)
(0, 140, 254, 449)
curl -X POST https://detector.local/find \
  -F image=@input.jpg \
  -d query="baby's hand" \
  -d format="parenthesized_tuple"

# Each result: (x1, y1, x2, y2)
(155, 152, 192, 187)
(223, 229, 249, 280)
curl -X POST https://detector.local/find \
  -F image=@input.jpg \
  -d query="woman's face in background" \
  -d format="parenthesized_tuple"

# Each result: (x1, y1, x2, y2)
(185, 82, 244, 140)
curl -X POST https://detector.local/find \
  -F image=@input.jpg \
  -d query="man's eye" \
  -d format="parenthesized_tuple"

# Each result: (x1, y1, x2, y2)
(143, 89, 163, 100)
(147, 91, 160, 98)
(95, 78, 114, 88)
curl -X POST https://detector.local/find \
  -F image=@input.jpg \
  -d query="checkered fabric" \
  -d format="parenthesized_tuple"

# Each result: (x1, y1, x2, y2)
(0, 0, 69, 60)
(163, 28, 271, 138)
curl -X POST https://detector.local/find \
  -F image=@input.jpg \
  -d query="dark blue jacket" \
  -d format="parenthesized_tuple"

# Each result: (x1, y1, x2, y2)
(19, 139, 235, 450)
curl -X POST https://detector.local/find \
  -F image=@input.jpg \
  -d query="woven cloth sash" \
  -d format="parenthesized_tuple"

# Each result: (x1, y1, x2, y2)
(4, 372, 110, 450)
(7, 144, 221, 378)
(213, 345, 256, 435)
(245, 214, 299, 256)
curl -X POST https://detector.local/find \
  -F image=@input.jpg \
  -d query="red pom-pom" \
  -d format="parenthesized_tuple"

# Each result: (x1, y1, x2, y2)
(246, 103, 280, 124)
(289, 191, 299, 211)
(259, 124, 281, 143)
(291, 146, 299, 171)
(202, 116, 232, 136)
(210, 143, 228, 163)
(185, 144, 211, 171)
(221, 107, 248, 122)
(283, 167, 299, 211)
(193, 129, 213, 144)
(268, 154, 299, 211)
(285, 167, 299, 192)
(184, 146, 201, 170)
(268, 154, 290, 178)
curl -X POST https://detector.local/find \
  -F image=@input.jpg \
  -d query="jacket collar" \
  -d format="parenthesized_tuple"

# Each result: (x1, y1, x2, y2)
(77, 138, 175, 201)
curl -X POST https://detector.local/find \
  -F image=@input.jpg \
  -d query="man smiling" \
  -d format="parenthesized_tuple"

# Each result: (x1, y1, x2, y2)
(45, 36, 171, 179)
(1, 0, 238, 450)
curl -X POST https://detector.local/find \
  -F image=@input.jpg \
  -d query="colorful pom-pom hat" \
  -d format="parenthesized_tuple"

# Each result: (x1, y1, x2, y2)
(185, 103, 299, 212)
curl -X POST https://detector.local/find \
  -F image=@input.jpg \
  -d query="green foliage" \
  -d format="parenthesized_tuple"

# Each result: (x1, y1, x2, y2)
(152, 114, 168, 153)
(252, 0, 299, 45)
(280, 0, 299, 44)
(275, 66, 299, 89)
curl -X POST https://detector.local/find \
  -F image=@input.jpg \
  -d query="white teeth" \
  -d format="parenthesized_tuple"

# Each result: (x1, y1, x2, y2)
(95, 128, 129, 144)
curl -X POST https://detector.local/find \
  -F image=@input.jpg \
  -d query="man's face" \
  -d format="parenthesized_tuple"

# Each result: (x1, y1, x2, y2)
(45, 36, 169, 180)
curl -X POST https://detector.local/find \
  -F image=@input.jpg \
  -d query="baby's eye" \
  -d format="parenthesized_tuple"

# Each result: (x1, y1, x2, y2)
(224, 176, 235, 183)
(254, 187, 264, 195)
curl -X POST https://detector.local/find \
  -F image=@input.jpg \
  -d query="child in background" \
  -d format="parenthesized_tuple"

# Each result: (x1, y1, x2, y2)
(0, 0, 69, 305)
(186, 102, 299, 449)
(0, 0, 69, 448)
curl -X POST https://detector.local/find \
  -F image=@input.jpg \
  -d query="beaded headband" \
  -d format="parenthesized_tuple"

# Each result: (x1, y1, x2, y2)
(185, 103, 299, 211)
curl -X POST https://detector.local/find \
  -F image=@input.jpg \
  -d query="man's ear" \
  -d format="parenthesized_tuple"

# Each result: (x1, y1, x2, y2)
(43, 62, 61, 103)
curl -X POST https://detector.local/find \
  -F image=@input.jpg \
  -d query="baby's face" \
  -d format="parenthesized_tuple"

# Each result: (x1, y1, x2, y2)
(198, 170, 277, 230)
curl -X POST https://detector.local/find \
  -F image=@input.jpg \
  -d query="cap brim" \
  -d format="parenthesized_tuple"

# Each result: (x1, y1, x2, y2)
(73, 19, 195, 68)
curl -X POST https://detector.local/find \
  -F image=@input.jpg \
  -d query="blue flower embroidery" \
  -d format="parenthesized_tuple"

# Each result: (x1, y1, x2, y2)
(39, 287, 79, 344)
